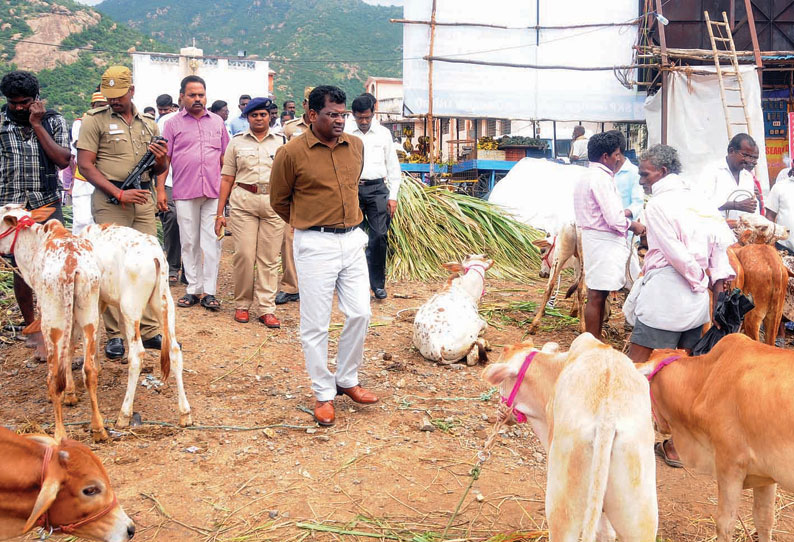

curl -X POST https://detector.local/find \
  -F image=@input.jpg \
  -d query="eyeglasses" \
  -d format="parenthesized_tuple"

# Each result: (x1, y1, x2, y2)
(316, 111, 348, 120)
(739, 151, 759, 162)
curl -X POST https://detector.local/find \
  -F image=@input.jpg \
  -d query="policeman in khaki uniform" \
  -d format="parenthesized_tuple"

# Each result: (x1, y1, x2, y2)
(275, 86, 314, 305)
(215, 97, 286, 328)
(76, 65, 169, 359)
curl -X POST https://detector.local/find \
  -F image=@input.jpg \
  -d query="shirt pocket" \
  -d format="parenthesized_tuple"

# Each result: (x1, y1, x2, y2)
(237, 149, 258, 169)
(103, 133, 130, 156)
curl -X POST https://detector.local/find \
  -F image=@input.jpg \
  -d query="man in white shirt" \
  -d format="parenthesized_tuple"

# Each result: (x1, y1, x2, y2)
(346, 94, 401, 299)
(766, 166, 794, 253)
(569, 125, 589, 162)
(71, 90, 108, 234)
(701, 133, 760, 219)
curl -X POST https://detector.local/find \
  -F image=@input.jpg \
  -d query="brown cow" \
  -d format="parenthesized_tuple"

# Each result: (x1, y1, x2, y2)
(0, 427, 134, 541)
(638, 335, 794, 542)
(727, 243, 788, 345)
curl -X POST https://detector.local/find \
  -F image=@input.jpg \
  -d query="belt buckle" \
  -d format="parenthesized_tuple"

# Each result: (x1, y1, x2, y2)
(257, 183, 269, 195)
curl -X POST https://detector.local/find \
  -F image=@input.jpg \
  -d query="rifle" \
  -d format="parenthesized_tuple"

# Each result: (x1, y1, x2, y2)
(107, 136, 167, 205)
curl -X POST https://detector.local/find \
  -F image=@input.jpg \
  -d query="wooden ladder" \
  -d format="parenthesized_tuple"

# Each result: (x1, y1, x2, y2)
(704, 10, 753, 138)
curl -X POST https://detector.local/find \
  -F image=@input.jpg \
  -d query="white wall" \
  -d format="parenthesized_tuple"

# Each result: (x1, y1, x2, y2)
(131, 53, 270, 118)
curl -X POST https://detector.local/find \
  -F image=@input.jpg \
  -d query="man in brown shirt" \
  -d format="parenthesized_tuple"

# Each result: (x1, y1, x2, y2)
(270, 85, 378, 427)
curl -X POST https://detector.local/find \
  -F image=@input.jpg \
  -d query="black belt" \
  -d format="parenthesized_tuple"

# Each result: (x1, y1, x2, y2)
(307, 225, 357, 234)
(359, 178, 384, 186)
(110, 180, 152, 190)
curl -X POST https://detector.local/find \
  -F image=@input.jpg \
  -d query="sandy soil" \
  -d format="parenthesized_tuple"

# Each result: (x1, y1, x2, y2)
(1, 244, 792, 542)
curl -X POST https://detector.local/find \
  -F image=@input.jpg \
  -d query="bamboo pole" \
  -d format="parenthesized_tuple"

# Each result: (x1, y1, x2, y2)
(742, 0, 764, 84)
(656, 0, 669, 145)
(390, 18, 637, 30)
(427, 0, 437, 182)
(422, 56, 659, 71)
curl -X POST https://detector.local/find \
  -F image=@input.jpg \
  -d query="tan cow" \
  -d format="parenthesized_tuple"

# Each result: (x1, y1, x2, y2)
(638, 334, 794, 542)
(0, 205, 106, 442)
(483, 334, 657, 542)
(0, 427, 134, 541)
(528, 223, 586, 335)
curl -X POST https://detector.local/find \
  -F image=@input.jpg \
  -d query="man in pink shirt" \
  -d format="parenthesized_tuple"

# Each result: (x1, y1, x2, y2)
(626, 144, 734, 468)
(159, 75, 229, 311)
(573, 131, 645, 339)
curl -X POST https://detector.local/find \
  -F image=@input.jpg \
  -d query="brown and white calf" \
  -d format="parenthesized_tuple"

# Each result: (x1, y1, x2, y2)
(483, 333, 657, 542)
(0, 205, 106, 442)
(413, 254, 493, 365)
(639, 334, 794, 542)
(0, 427, 134, 541)
(732, 213, 790, 246)
(528, 223, 585, 335)
(80, 223, 192, 429)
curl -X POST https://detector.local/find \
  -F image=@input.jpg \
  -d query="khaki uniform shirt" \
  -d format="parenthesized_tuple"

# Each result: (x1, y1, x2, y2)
(76, 105, 159, 182)
(282, 115, 309, 141)
(221, 129, 286, 189)
(270, 126, 364, 229)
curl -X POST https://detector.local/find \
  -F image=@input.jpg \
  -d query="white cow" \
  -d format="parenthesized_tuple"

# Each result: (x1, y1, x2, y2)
(80, 223, 192, 429)
(483, 333, 657, 542)
(413, 254, 492, 365)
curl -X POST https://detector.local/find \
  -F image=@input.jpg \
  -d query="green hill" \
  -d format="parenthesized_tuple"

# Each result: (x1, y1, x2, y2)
(95, 0, 403, 109)
(0, 0, 168, 121)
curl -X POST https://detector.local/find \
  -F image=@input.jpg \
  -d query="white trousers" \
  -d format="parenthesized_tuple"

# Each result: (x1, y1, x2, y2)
(294, 228, 371, 401)
(175, 197, 221, 296)
(71, 194, 95, 234)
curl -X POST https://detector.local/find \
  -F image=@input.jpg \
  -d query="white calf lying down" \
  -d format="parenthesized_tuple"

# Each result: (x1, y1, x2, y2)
(413, 255, 492, 365)
(483, 333, 657, 542)
(80, 223, 192, 429)
(732, 213, 789, 245)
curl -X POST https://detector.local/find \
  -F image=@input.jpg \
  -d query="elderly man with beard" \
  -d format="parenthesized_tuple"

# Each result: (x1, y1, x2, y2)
(626, 144, 735, 467)
(0, 70, 71, 360)
(160, 75, 229, 312)
(270, 85, 378, 427)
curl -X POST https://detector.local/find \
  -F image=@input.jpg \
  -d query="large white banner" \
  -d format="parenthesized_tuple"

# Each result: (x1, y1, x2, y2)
(402, 0, 645, 121)
(645, 65, 769, 191)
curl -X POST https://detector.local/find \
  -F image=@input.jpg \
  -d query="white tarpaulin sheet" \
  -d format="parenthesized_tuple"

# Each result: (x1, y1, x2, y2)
(645, 65, 769, 191)
(402, 0, 645, 121)
(487, 158, 584, 234)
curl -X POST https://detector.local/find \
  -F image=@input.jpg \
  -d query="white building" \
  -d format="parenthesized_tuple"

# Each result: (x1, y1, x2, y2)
(131, 47, 274, 116)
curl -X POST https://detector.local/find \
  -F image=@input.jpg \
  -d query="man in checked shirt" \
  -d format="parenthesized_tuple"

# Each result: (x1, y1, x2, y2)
(0, 71, 71, 360)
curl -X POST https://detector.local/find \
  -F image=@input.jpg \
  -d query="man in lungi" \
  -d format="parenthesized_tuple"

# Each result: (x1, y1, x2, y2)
(627, 144, 735, 467)
(573, 131, 645, 339)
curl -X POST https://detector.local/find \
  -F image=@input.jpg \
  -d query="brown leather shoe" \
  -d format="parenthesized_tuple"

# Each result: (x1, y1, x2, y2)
(314, 400, 335, 426)
(259, 313, 281, 328)
(336, 385, 379, 404)
(234, 309, 249, 323)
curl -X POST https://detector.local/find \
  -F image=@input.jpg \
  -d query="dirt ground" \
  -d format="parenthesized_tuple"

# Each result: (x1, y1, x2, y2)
(2, 243, 793, 542)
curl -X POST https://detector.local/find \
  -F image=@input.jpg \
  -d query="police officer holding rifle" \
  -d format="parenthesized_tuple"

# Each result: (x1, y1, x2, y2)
(76, 66, 168, 360)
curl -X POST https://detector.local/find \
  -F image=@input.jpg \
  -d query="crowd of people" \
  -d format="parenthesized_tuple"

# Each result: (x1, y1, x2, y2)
(2, 65, 794, 429)
(1, 67, 403, 426)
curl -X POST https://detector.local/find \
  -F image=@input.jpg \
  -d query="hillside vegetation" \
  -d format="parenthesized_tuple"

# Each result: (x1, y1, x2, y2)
(97, 0, 403, 108)
(0, 0, 167, 121)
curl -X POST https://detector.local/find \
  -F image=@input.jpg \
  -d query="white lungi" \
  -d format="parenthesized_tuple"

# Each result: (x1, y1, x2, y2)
(634, 266, 710, 332)
(581, 229, 630, 291)
(294, 227, 371, 401)
(71, 180, 95, 234)
(175, 197, 221, 296)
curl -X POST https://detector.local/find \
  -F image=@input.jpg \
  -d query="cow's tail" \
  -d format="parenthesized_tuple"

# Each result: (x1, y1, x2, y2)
(580, 421, 616, 542)
(152, 256, 171, 380)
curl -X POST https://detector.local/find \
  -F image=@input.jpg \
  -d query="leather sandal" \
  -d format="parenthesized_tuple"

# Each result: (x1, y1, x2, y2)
(201, 295, 221, 311)
(178, 294, 200, 308)
(655, 440, 683, 468)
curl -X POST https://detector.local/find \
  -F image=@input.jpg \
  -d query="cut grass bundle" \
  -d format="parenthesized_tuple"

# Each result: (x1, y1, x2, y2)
(388, 177, 544, 282)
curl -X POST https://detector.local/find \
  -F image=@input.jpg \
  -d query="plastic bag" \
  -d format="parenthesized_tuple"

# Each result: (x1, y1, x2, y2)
(691, 288, 754, 356)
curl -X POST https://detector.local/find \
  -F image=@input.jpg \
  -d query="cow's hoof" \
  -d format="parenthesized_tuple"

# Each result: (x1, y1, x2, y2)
(527, 325, 539, 335)
(63, 393, 79, 406)
(91, 428, 109, 442)
(115, 414, 130, 429)
(179, 412, 193, 427)
(466, 349, 479, 366)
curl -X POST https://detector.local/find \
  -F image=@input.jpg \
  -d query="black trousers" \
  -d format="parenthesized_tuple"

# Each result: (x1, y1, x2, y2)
(159, 186, 182, 276)
(358, 180, 390, 290)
